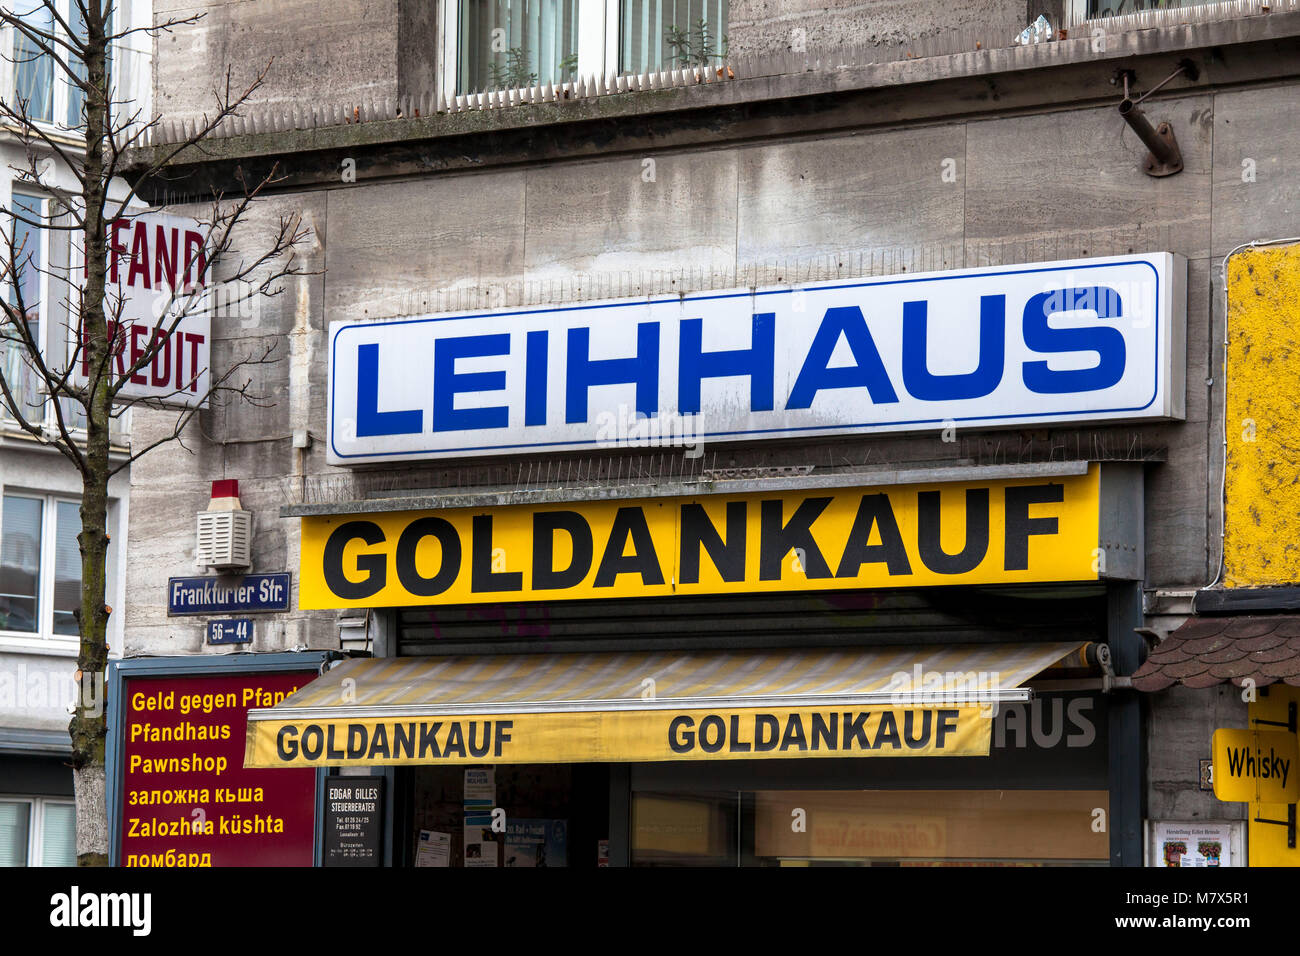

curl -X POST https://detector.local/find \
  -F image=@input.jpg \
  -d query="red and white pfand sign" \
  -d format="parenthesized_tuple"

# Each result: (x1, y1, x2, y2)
(74, 211, 212, 409)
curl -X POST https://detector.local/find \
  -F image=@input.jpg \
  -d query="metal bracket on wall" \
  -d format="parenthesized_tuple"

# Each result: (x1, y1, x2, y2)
(1251, 702, 1298, 848)
(1253, 804, 1297, 849)
(1252, 701, 1298, 734)
(1115, 61, 1199, 178)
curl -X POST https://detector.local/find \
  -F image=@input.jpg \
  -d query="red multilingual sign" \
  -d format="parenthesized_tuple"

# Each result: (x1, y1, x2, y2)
(119, 671, 317, 866)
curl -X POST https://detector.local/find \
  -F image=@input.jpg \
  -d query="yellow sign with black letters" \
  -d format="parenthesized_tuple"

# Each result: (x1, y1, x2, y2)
(298, 468, 1101, 609)
(1212, 727, 1299, 804)
(245, 706, 992, 768)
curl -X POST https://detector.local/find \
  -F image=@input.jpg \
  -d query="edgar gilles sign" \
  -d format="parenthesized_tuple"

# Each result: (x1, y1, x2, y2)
(327, 254, 1186, 464)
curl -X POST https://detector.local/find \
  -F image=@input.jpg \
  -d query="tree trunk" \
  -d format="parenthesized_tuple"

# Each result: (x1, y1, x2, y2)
(73, 764, 108, 866)
(69, 5, 112, 866)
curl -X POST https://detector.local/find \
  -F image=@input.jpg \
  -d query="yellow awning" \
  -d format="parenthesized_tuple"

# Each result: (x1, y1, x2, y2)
(244, 642, 1083, 768)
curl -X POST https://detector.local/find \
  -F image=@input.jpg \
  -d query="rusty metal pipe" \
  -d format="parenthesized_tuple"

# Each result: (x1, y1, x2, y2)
(1119, 98, 1184, 176)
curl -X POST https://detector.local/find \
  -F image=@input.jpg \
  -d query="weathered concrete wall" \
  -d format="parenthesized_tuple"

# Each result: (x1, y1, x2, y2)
(728, 0, 1036, 57)
(153, 0, 402, 126)
(1146, 684, 1247, 825)
(1223, 242, 1300, 587)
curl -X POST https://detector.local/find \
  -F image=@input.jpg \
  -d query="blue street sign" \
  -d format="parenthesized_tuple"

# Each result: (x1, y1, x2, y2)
(207, 618, 254, 645)
(168, 573, 291, 615)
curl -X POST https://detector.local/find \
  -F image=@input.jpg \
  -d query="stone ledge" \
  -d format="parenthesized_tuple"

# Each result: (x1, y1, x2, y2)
(123, 10, 1300, 180)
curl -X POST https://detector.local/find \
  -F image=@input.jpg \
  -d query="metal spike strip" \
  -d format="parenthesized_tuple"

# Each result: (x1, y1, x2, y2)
(151, 0, 1294, 144)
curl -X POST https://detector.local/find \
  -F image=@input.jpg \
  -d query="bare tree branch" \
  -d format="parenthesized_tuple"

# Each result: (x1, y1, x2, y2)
(0, 0, 326, 865)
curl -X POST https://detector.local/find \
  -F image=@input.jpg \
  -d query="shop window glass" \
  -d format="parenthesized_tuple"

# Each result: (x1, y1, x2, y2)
(620, 0, 728, 75)
(752, 789, 1109, 865)
(0, 801, 32, 867)
(631, 792, 737, 866)
(632, 789, 1110, 866)
(410, 763, 608, 866)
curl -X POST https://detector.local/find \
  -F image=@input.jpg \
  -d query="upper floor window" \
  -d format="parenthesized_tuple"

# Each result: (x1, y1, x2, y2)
(11, 0, 54, 123)
(7, 0, 124, 132)
(442, 0, 729, 95)
(1075, 0, 1211, 18)
(455, 1, 580, 95)
(3, 190, 47, 425)
(0, 493, 82, 638)
(619, 1, 727, 76)
(2, 188, 93, 434)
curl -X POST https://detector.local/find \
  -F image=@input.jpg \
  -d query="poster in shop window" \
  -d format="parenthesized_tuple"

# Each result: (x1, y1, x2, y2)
(415, 829, 451, 867)
(1150, 821, 1237, 867)
(504, 819, 567, 867)
(463, 767, 498, 867)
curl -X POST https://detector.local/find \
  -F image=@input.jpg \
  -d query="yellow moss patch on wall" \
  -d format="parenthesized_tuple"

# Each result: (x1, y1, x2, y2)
(1225, 243, 1300, 587)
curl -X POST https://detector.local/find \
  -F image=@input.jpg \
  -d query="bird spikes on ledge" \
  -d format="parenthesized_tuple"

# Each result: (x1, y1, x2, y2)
(139, 0, 1295, 147)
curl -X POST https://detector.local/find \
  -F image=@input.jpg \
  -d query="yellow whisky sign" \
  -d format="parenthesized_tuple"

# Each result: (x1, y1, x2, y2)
(1212, 727, 1299, 804)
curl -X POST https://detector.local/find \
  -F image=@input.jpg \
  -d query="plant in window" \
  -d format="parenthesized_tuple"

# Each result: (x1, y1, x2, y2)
(665, 18, 728, 68)
(559, 53, 579, 82)
(1092, 0, 1182, 15)
(488, 47, 538, 90)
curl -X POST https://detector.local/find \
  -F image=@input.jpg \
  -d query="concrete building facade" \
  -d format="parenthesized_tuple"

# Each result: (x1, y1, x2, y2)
(113, 0, 1300, 867)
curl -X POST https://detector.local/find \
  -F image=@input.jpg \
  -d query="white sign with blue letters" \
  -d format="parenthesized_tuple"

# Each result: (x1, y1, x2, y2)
(327, 253, 1185, 464)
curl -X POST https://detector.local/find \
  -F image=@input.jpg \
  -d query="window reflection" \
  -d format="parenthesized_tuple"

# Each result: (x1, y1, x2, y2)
(632, 789, 1109, 866)
(458, 1, 579, 94)
(53, 500, 81, 636)
(0, 495, 42, 633)
(4, 194, 45, 424)
(12, 1, 55, 123)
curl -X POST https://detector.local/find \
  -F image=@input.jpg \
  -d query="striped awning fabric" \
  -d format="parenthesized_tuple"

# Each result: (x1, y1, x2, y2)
(244, 642, 1082, 768)
(259, 643, 1083, 715)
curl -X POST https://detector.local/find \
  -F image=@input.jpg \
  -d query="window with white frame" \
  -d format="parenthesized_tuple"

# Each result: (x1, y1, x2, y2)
(0, 493, 82, 638)
(441, 0, 729, 95)
(1, 187, 89, 433)
(3, 190, 46, 423)
(0, 796, 75, 866)
(1069, 0, 1212, 21)
(8, 0, 96, 131)
(6, 1, 153, 139)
